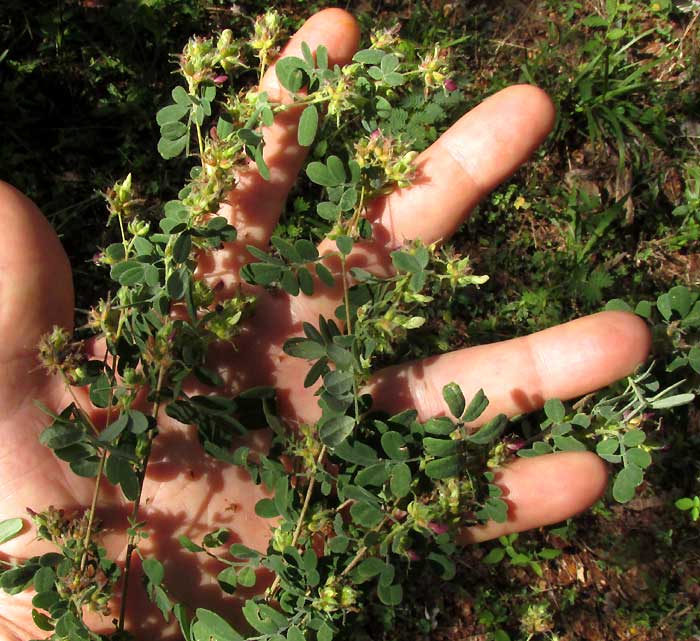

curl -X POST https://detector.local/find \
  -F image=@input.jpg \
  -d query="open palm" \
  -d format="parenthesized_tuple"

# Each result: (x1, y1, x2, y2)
(0, 9, 651, 640)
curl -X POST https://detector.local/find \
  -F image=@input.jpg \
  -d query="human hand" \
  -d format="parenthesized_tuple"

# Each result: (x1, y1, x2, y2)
(0, 8, 650, 640)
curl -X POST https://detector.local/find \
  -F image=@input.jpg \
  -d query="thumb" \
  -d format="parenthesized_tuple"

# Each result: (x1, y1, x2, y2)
(0, 181, 74, 415)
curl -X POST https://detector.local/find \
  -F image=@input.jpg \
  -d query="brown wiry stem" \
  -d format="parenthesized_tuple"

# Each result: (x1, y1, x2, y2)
(335, 498, 354, 513)
(292, 445, 327, 546)
(60, 373, 100, 438)
(268, 230, 362, 600)
(79, 353, 121, 573)
(268, 444, 327, 600)
(118, 365, 167, 633)
(340, 516, 391, 578)
(58, 378, 104, 572)
(56, 375, 102, 573)
(79, 452, 107, 573)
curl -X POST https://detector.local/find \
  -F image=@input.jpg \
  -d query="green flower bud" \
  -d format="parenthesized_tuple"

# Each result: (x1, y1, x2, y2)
(122, 368, 144, 387)
(339, 585, 358, 608)
(127, 218, 150, 237)
(218, 29, 232, 50)
(271, 527, 293, 553)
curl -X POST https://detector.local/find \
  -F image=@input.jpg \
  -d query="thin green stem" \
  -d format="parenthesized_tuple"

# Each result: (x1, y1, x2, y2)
(340, 254, 361, 424)
(117, 211, 128, 253)
(195, 121, 205, 158)
(259, 55, 267, 83)
(351, 186, 367, 239)
(340, 254, 352, 336)
(272, 94, 330, 114)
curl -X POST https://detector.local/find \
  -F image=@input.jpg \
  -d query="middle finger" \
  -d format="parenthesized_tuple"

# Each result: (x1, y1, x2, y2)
(295, 84, 556, 321)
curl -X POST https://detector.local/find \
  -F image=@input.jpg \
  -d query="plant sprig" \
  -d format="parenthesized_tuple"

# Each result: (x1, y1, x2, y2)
(2, 10, 696, 641)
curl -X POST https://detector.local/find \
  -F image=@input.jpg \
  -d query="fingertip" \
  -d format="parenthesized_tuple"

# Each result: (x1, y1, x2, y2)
(0, 179, 38, 215)
(531, 310, 652, 403)
(504, 451, 609, 518)
(508, 84, 556, 138)
(553, 450, 608, 507)
(263, 8, 360, 95)
(579, 450, 609, 502)
(0, 180, 71, 286)
(434, 83, 558, 205)
(232, 8, 361, 248)
(0, 180, 73, 406)
(303, 8, 360, 63)
(487, 84, 556, 150)
(595, 310, 652, 371)
(462, 451, 608, 544)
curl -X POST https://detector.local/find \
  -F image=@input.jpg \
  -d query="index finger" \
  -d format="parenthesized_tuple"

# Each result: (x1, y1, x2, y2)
(220, 10, 360, 251)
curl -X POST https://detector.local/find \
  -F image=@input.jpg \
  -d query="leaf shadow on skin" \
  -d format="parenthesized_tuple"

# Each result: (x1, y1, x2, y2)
(66, 503, 252, 640)
(195, 107, 313, 295)
(510, 387, 545, 414)
(119, 491, 275, 640)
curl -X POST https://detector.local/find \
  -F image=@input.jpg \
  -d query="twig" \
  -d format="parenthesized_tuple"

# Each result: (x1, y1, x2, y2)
(79, 451, 107, 573)
(268, 445, 327, 599)
(118, 365, 167, 632)
(340, 516, 391, 578)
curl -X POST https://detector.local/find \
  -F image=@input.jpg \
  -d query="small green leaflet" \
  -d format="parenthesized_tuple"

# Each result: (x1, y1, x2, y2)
(0, 518, 24, 545)
(336, 235, 353, 256)
(142, 558, 164, 585)
(306, 156, 346, 187)
(255, 144, 270, 180)
(275, 56, 308, 93)
(298, 105, 319, 146)
(650, 393, 695, 409)
(467, 414, 507, 445)
(350, 501, 383, 527)
(425, 455, 461, 479)
(156, 103, 189, 126)
(442, 382, 465, 419)
(463, 389, 489, 422)
(319, 415, 355, 447)
(612, 464, 644, 503)
(284, 338, 326, 360)
(544, 398, 566, 423)
(352, 49, 384, 65)
(192, 608, 244, 641)
(159, 135, 189, 159)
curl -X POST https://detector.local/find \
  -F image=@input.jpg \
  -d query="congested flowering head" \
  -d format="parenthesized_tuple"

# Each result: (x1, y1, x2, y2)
(370, 24, 401, 49)
(318, 64, 358, 125)
(216, 28, 241, 74)
(87, 298, 120, 342)
(179, 30, 243, 94)
(419, 45, 451, 93)
(204, 293, 256, 342)
(179, 36, 217, 93)
(37, 325, 85, 383)
(105, 173, 143, 223)
(251, 8, 283, 69)
(354, 130, 418, 189)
